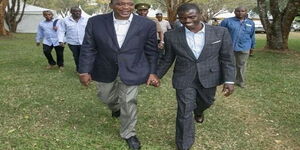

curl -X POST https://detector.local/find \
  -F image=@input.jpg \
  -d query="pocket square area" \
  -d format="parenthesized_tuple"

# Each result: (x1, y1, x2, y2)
(211, 40, 221, 44)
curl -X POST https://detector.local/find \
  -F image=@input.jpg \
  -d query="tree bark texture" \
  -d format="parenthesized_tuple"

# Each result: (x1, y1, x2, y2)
(165, 0, 193, 24)
(257, 0, 300, 51)
(0, 0, 8, 35)
(5, 0, 26, 32)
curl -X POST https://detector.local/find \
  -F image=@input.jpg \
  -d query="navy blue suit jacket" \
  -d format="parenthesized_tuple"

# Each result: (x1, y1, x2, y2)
(79, 13, 158, 85)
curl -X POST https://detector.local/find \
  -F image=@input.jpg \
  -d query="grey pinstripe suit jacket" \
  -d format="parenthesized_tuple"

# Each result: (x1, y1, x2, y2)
(157, 24, 235, 89)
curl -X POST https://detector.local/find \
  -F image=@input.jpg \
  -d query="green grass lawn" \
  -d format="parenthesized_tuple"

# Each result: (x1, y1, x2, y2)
(0, 33, 299, 150)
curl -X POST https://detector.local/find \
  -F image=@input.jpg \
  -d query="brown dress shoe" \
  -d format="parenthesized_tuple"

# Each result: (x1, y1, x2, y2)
(194, 113, 204, 123)
(46, 65, 56, 70)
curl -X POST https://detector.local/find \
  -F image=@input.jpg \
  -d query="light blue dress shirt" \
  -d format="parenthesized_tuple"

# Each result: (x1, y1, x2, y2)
(57, 16, 88, 45)
(185, 23, 205, 59)
(220, 17, 255, 51)
(36, 19, 60, 46)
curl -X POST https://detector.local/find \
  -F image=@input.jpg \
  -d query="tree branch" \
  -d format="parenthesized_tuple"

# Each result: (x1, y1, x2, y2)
(17, 0, 26, 24)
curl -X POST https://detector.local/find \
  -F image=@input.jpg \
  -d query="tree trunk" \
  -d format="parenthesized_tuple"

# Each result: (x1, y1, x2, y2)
(5, 0, 26, 32)
(165, 0, 193, 24)
(257, 0, 300, 51)
(0, 0, 9, 36)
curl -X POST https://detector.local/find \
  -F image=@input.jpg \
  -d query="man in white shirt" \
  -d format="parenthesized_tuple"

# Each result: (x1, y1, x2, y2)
(36, 10, 64, 70)
(57, 6, 88, 73)
(155, 13, 172, 34)
(155, 13, 172, 62)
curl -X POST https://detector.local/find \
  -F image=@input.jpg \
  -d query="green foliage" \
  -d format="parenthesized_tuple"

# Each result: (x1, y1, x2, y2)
(0, 33, 300, 149)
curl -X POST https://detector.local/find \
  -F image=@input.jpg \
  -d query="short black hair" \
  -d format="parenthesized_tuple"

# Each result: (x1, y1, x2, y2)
(235, 6, 247, 12)
(70, 6, 81, 12)
(110, 0, 119, 4)
(177, 3, 202, 15)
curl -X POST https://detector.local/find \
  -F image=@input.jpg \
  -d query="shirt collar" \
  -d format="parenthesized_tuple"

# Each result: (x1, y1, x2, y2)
(44, 19, 54, 23)
(185, 22, 205, 34)
(113, 12, 133, 23)
(69, 16, 84, 22)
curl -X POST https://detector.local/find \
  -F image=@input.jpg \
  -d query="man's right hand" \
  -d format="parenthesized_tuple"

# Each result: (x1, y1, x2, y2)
(79, 73, 92, 87)
(59, 42, 64, 47)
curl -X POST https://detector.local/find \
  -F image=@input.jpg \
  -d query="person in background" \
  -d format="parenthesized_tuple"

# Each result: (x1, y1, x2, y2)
(155, 12, 172, 62)
(156, 3, 235, 150)
(155, 13, 172, 34)
(135, 3, 164, 49)
(78, 0, 159, 149)
(220, 6, 255, 88)
(57, 6, 88, 73)
(172, 18, 183, 29)
(211, 18, 219, 26)
(36, 10, 64, 70)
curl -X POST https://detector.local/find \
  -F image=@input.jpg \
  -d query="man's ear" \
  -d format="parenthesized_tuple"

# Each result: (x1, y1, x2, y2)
(109, 3, 113, 9)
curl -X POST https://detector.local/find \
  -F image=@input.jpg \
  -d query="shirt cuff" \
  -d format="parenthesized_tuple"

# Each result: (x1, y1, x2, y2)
(79, 73, 89, 75)
(224, 81, 234, 84)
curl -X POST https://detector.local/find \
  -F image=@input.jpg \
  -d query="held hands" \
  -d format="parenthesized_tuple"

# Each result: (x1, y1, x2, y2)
(79, 73, 92, 87)
(222, 83, 234, 97)
(147, 74, 160, 87)
(158, 42, 164, 49)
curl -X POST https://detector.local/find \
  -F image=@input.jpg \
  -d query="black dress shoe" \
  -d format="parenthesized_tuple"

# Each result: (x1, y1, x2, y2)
(112, 110, 120, 118)
(194, 113, 204, 123)
(125, 136, 141, 150)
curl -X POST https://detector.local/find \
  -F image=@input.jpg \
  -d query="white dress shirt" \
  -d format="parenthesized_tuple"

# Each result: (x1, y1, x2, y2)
(113, 13, 133, 48)
(185, 23, 205, 59)
(158, 20, 172, 34)
(57, 16, 88, 45)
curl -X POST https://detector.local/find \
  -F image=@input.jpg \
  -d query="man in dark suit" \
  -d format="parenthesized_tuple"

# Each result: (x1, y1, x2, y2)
(156, 3, 235, 150)
(78, 0, 159, 149)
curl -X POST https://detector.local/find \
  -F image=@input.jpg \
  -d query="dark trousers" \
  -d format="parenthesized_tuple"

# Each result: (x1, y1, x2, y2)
(43, 44, 64, 67)
(68, 44, 81, 72)
(175, 79, 216, 150)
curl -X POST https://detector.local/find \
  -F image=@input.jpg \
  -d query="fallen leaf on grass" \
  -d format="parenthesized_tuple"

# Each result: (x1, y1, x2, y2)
(7, 129, 16, 133)
(275, 140, 282, 144)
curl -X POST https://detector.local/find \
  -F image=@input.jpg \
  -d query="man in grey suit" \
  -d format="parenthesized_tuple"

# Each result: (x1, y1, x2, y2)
(156, 3, 235, 150)
(78, 0, 159, 149)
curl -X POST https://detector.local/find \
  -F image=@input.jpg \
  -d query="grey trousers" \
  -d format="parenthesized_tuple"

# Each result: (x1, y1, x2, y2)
(234, 50, 250, 87)
(175, 84, 216, 150)
(96, 77, 138, 139)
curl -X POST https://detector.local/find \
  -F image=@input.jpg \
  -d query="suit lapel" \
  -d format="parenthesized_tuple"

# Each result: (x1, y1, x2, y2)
(121, 14, 140, 49)
(177, 27, 197, 60)
(104, 13, 120, 49)
(197, 25, 217, 61)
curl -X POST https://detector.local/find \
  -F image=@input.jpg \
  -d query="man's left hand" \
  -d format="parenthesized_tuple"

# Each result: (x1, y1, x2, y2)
(222, 83, 234, 97)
